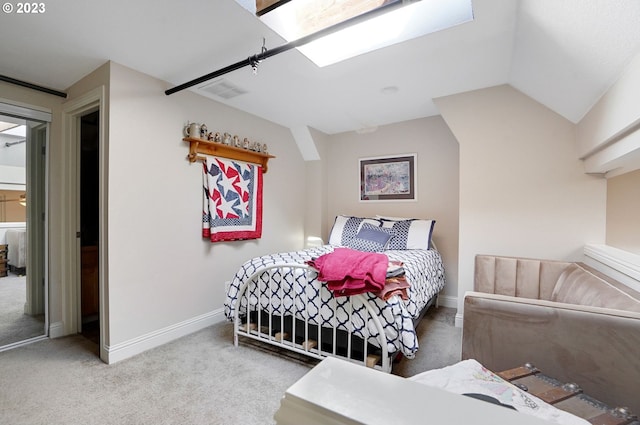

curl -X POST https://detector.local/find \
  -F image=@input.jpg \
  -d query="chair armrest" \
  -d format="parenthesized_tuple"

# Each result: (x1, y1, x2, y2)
(462, 291, 640, 414)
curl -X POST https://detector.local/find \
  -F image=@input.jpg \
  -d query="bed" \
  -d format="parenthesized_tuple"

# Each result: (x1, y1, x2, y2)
(224, 215, 446, 372)
(6, 228, 27, 273)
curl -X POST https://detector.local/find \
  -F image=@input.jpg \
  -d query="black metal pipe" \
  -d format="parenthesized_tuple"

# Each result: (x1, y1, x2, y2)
(165, 0, 406, 96)
(165, 58, 255, 95)
(0, 74, 67, 98)
(5, 139, 26, 147)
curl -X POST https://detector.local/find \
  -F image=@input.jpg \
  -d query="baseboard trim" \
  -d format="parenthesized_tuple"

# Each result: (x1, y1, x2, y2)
(454, 312, 463, 328)
(0, 335, 48, 353)
(437, 294, 457, 309)
(104, 308, 226, 364)
(49, 321, 65, 338)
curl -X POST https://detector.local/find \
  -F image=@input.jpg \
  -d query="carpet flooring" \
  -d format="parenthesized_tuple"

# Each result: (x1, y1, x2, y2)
(0, 274, 45, 347)
(0, 306, 461, 425)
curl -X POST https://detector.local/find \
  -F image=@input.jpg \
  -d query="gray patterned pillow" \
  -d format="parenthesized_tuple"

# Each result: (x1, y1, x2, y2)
(328, 215, 382, 246)
(345, 223, 395, 252)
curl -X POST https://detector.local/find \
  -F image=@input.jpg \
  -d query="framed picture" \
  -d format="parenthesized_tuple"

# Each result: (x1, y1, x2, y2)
(359, 154, 416, 201)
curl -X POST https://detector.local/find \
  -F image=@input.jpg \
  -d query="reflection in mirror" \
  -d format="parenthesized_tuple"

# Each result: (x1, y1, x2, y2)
(0, 189, 26, 222)
(0, 113, 47, 349)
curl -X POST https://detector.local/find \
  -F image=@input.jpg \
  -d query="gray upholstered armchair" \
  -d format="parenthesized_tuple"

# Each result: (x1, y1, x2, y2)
(461, 254, 640, 414)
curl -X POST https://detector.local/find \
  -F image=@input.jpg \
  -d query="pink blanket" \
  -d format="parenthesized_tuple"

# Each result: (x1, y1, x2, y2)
(307, 248, 388, 297)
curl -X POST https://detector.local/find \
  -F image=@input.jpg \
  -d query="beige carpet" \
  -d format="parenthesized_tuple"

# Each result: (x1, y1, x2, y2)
(0, 274, 45, 347)
(0, 306, 461, 425)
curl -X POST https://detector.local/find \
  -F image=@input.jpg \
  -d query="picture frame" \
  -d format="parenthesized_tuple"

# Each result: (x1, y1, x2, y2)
(359, 154, 416, 201)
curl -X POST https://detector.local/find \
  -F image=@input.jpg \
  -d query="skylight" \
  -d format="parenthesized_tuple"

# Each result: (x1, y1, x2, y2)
(259, 0, 392, 40)
(257, 0, 474, 67)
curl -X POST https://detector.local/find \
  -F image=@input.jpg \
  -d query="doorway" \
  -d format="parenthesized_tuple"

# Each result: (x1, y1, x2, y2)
(61, 86, 107, 361)
(79, 111, 99, 345)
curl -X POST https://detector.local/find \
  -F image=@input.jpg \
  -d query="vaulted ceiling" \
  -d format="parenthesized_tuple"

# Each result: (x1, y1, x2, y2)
(1, 0, 639, 135)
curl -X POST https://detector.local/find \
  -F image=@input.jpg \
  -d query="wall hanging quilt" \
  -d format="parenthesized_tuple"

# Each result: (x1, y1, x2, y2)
(202, 155, 263, 242)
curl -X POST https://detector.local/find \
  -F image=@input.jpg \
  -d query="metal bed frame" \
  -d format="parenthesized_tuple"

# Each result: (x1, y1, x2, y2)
(233, 263, 392, 372)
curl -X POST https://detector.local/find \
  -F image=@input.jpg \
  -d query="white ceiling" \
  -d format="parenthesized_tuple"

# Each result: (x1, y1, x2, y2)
(1, 0, 639, 135)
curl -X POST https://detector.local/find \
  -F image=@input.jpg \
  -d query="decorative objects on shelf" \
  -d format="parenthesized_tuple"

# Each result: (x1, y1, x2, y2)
(184, 122, 201, 139)
(182, 123, 274, 172)
(183, 135, 275, 173)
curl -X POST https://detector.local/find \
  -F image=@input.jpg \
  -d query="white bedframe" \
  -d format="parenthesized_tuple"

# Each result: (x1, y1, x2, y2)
(228, 215, 445, 372)
(233, 263, 393, 372)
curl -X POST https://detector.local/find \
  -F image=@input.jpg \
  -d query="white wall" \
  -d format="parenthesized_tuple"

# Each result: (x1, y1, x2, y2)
(106, 62, 307, 348)
(435, 85, 606, 322)
(606, 169, 640, 254)
(577, 52, 640, 157)
(304, 128, 329, 241)
(577, 52, 640, 177)
(0, 165, 25, 185)
(321, 117, 460, 304)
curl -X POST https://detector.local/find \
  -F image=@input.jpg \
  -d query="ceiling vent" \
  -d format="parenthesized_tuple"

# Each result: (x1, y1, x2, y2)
(198, 79, 248, 100)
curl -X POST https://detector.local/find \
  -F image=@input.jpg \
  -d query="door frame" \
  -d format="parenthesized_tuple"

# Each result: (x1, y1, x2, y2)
(25, 122, 48, 317)
(61, 86, 108, 362)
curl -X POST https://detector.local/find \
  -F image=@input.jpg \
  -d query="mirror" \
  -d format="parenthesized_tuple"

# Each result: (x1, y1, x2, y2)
(0, 113, 47, 349)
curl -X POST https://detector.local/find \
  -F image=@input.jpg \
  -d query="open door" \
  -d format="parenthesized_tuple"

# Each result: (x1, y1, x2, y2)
(79, 110, 100, 344)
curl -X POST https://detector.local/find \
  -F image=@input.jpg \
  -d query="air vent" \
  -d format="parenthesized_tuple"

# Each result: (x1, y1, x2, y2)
(199, 79, 248, 100)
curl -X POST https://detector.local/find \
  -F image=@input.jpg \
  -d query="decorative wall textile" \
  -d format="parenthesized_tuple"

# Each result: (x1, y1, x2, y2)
(202, 155, 263, 242)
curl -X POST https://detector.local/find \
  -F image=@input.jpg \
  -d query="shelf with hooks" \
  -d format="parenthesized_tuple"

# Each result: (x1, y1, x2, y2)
(183, 137, 275, 173)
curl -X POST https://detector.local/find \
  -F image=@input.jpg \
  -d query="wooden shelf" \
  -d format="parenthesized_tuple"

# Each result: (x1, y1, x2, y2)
(183, 137, 275, 173)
